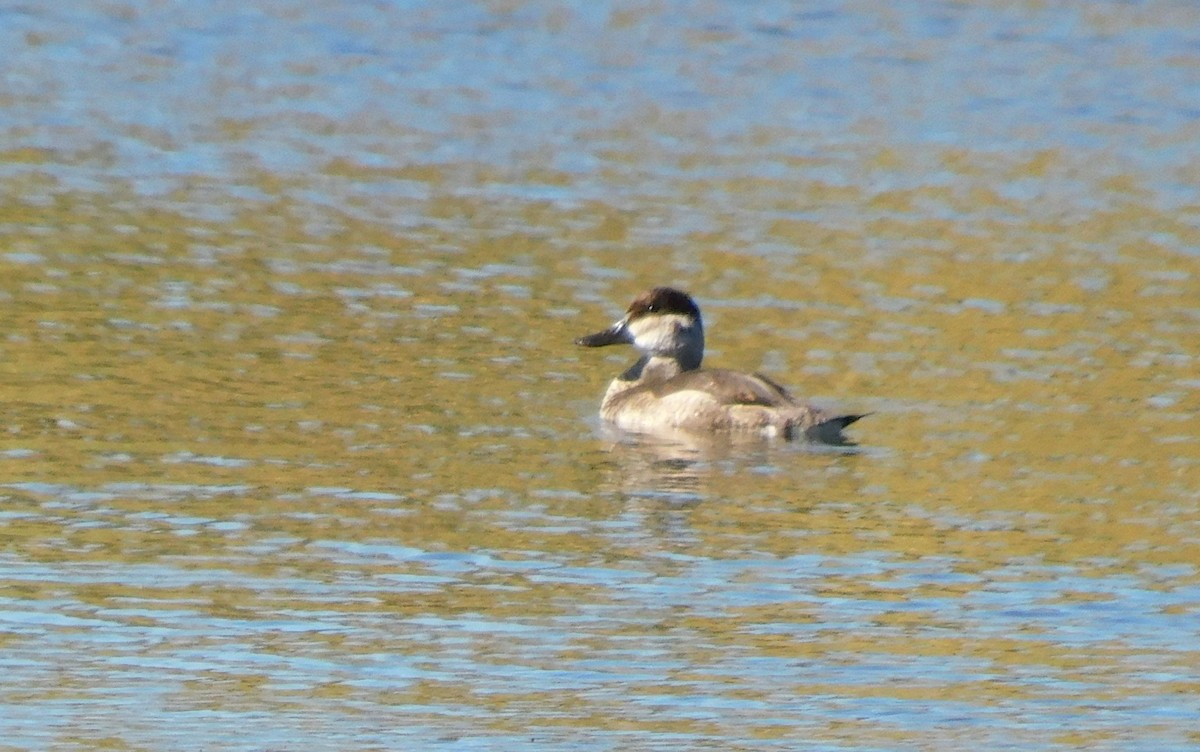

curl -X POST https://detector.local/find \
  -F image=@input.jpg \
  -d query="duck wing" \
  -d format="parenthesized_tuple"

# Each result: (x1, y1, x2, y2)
(648, 369, 798, 407)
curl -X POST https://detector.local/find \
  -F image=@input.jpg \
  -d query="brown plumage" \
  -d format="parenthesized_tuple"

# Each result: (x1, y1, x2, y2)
(576, 287, 865, 444)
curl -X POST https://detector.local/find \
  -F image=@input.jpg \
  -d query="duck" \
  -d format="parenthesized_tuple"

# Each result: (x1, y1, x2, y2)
(575, 287, 864, 444)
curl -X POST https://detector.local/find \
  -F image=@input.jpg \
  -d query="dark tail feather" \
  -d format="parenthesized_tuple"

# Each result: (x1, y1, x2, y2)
(803, 413, 869, 446)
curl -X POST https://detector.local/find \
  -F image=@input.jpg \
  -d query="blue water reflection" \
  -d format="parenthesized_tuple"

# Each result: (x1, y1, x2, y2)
(4, 2, 1198, 207)
(4, 480, 1200, 748)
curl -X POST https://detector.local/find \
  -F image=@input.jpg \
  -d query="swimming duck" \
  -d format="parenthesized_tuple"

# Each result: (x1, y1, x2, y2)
(575, 287, 864, 443)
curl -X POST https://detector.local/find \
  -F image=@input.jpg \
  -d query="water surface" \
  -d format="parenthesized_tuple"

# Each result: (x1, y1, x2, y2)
(1, 2, 1198, 750)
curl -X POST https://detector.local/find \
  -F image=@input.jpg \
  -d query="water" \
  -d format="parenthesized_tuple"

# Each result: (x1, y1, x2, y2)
(1, 1, 1199, 750)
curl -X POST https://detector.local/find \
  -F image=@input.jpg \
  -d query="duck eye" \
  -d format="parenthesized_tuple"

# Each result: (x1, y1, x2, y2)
(647, 304, 658, 312)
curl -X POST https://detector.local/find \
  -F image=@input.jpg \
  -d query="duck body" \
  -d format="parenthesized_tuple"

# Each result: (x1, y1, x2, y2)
(576, 287, 864, 444)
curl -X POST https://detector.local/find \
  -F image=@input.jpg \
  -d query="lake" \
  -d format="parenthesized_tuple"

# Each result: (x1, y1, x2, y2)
(1, 1, 1198, 750)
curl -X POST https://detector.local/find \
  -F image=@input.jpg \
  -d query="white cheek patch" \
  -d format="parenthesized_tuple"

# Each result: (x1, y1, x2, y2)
(629, 314, 691, 353)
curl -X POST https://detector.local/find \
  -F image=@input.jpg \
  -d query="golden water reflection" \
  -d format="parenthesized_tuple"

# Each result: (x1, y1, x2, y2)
(1, 158, 1197, 748)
